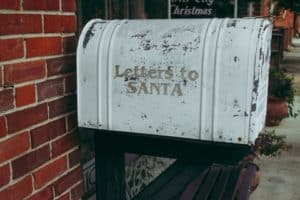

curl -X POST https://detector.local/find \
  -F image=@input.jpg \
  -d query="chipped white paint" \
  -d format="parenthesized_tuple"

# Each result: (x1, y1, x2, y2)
(77, 18, 272, 145)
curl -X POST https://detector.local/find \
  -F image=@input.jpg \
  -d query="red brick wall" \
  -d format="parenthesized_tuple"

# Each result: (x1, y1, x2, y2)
(0, 0, 83, 199)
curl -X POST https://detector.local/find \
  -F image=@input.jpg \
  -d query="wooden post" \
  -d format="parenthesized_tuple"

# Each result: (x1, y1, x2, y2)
(95, 132, 125, 200)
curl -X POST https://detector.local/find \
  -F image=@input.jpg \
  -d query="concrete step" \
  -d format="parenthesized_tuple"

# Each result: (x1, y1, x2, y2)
(280, 64, 300, 73)
(280, 60, 300, 74)
(292, 38, 300, 47)
(287, 47, 300, 53)
(283, 51, 300, 58)
(281, 66, 300, 71)
(282, 52, 300, 64)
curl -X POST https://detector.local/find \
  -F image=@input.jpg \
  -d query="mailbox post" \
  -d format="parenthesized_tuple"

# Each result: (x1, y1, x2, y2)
(77, 18, 272, 199)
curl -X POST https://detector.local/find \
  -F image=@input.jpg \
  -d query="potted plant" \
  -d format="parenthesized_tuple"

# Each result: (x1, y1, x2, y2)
(266, 68, 297, 126)
(239, 129, 291, 193)
(253, 129, 291, 157)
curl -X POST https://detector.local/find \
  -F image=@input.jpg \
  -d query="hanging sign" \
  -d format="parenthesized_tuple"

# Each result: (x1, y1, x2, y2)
(171, 0, 216, 18)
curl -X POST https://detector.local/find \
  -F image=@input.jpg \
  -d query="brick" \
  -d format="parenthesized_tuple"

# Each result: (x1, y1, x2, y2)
(37, 78, 64, 101)
(26, 37, 62, 58)
(0, 89, 14, 113)
(23, 0, 59, 10)
(68, 148, 80, 168)
(45, 15, 77, 33)
(0, 132, 30, 164)
(0, 116, 7, 138)
(0, 67, 3, 87)
(0, 0, 20, 9)
(54, 166, 83, 195)
(16, 84, 36, 107)
(63, 36, 77, 54)
(4, 60, 46, 84)
(52, 130, 79, 158)
(34, 156, 68, 189)
(27, 187, 53, 200)
(48, 95, 76, 118)
(0, 176, 33, 200)
(0, 14, 42, 35)
(58, 192, 70, 200)
(0, 38, 24, 62)
(12, 145, 50, 179)
(0, 164, 10, 188)
(71, 182, 83, 200)
(47, 56, 76, 77)
(7, 104, 48, 134)
(62, 0, 77, 12)
(65, 74, 76, 93)
(67, 113, 77, 131)
(31, 118, 66, 148)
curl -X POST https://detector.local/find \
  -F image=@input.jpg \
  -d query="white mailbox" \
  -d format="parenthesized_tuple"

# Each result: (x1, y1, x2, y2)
(77, 18, 272, 145)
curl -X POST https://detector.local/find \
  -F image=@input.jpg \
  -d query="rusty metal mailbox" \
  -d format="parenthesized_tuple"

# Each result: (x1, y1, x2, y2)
(77, 18, 272, 145)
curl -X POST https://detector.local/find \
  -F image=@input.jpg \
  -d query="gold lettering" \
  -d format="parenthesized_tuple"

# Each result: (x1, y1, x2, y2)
(127, 81, 137, 93)
(117, 65, 199, 96)
(139, 82, 149, 94)
(161, 83, 170, 95)
(150, 83, 160, 95)
(141, 66, 146, 77)
(157, 70, 163, 79)
(188, 71, 199, 81)
(134, 66, 139, 77)
(148, 69, 157, 79)
(125, 69, 133, 78)
(165, 69, 174, 79)
(171, 84, 183, 96)
(115, 65, 124, 77)
(180, 67, 186, 79)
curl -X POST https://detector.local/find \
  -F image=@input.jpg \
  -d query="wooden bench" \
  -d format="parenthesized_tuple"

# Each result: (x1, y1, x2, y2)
(133, 161, 257, 200)
(94, 130, 257, 200)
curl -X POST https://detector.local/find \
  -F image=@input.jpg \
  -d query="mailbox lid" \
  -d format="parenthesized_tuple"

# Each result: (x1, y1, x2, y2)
(77, 18, 272, 145)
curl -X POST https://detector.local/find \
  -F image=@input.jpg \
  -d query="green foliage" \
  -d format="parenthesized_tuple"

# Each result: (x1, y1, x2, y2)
(254, 129, 291, 157)
(269, 68, 297, 117)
